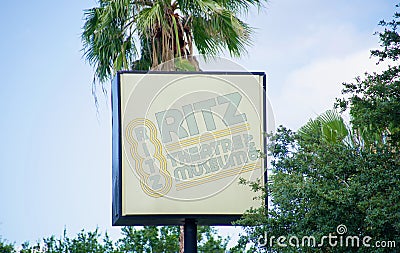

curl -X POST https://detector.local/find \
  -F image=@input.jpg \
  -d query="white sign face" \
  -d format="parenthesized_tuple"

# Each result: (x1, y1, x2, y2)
(114, 72, 265, 221)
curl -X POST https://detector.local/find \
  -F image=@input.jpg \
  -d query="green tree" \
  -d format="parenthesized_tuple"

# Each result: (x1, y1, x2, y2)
(336, 6, 400, 147)
(242, 125, 399, 252)
(43, 228, 118, 253)
(0, 226, 230, 252)
(15, 229, 118, 253)
(0, 237, 15, 253)
(82, 0, 265, 83)
(297, 110, 349, 145)
(117, 226, 179, 253)
(197, 226, 229, 253)
(235, 5, 400, 253)
(117, 226, 229, 253)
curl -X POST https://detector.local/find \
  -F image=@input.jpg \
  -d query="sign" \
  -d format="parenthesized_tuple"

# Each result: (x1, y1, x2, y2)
(112, 71, 266, 225)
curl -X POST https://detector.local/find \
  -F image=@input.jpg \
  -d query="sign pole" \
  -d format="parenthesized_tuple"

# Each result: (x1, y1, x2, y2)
(184, 219, 197, 253)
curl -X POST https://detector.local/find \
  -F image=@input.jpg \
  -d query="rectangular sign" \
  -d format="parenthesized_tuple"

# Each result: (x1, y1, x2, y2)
(112, 71, 266, 225)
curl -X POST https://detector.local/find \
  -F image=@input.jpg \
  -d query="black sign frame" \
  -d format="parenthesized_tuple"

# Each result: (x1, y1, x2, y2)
(112, 71, 267, 226)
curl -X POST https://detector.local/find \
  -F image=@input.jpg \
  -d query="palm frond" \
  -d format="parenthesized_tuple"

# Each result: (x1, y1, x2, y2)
(190, 0, 252, 58)
(82, 0, 267, 84)
(298, 110, 349, 144)
(215, 0, 265, 14)
(81, 0, 137, 82)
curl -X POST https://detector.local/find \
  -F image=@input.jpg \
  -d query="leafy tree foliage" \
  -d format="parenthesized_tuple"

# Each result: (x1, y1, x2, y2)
(336, 5, 400, 147)
(117, 226, 228, 253)
(235, 5, 400, 253)
(0, 237, 15, 253)
(1, 226, 230, 252)
(118, 226, 179, 252)
(16, 229, 117, 253)
(197, 226, 229, 253)
(238, 125, 399, 252)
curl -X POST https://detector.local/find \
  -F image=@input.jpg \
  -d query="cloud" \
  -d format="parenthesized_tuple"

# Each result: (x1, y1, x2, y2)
(272, 49, 387, 130)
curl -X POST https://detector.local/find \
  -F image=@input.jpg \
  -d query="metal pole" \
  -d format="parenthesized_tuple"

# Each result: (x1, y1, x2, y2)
(179, 225, 184, 253)
(184, 219, 197, 253)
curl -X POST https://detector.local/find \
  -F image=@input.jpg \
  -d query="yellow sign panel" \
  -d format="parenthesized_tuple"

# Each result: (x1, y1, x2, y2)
(112, 72, 266, 225)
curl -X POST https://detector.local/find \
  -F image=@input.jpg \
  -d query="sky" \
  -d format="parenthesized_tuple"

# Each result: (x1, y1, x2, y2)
(0, 0, 396, 248)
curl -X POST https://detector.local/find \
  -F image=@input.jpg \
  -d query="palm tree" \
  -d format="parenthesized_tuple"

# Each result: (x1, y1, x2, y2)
(298, 110, 350, 145)
(82, 0, 265, 83)
(297, 109, 389, 152)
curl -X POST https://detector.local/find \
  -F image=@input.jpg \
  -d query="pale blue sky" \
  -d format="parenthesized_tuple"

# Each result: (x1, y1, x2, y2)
(0, 0, 395, 246)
